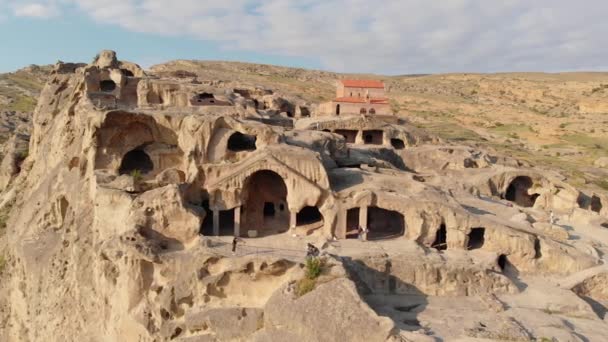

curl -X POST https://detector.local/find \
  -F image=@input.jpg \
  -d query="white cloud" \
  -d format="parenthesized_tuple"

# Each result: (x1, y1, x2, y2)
(13, 2, 59, 18)
(9, 0, 608, 73)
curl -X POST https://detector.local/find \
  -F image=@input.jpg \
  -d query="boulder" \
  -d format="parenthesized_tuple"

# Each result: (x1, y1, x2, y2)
(262, 278, 396, 342)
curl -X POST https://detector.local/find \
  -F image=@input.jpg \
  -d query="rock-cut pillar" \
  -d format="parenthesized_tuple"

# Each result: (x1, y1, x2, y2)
(359, 205, 368, 241)
(234, 207, 241, 237)
(290, 211, 297, 233)
(213, 209, 220, 236)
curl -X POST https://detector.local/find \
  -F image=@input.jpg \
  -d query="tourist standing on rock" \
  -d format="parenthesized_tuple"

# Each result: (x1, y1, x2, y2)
(550, 210, 556, 226)
(306, 243, 319, 258)
(358, 226, 364, 241)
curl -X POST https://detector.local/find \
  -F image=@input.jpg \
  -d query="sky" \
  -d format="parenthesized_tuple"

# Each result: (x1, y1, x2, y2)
(1, 0, 608, 74)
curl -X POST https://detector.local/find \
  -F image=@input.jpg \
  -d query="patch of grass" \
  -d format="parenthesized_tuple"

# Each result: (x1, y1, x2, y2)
(130, 169, 143, 182)
(295, 258, 325, 297)
(415, 122, 482, 142)
(7, 74, 44, 91)
(295, 277, 316, 296)
(0, 254, 5, 273)
(7, 95, 37, 112)
(561, 134, 608, 150)
(305, 257, 323, 279)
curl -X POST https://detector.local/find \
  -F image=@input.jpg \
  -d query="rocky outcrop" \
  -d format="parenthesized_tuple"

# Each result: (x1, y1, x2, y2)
(258, 278, 396, 342)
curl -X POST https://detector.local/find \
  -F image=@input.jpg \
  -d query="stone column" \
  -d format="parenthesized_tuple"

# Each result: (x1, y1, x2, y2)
(355, 130, 364, 144)
(213, 209, 220, 236)
(290, 211, 297, 234)
(234, 207, 241, 237)
(359, 205, 368, 241)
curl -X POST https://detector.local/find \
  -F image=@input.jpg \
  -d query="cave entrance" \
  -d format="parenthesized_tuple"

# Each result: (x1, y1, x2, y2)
(431, 224, 447, 251)
(369, 108, 376, 114)
(296, 206, 323, 226)
(242, 170, 289, 236)
(192, 92, 217, 105)
(335, 129, 358, 144)
(100, 80, 117, 92)
(391, 138, 405, 150)
(118, 149, 153, 175)
(363, 130, 383, 145)
(346, 207, 360, 239)
(505, 176, 539, 207)
(336, 104, 341, 115)
(199, 203, 235, 236)
(498, 254, 508, 271)
(366, 207, 405, 240)
(227, 132, 257, 152)
(591, 195, 603, 213)
(467, 227, 485, 250)
(121, 69, 134, 77)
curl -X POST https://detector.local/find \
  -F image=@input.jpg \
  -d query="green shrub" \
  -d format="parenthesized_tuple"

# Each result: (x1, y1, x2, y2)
(305, 258, 323, 279)
(130, 169, 143, 182)
(295, 277, 316, 296)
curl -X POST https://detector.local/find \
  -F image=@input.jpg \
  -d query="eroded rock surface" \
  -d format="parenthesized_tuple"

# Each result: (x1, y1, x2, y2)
(0, 51, 606, 341)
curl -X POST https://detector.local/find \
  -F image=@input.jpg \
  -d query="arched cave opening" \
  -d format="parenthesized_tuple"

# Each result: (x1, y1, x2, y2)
(118, 149, 153, 175)
(367, 207, 405, 240)
(369, 108, 376, 114)
(360, 108, 367, 114)
(505, 176, 539, 207)
(336, 104, 341, 115)
(296, 206, 323, 226)
(391, 138, 405, 150)
(591, 195, 603, 213)
(121, 69, 134, 77)
(242, 170, 289, 236)
(467, 227, 485, 250)
(431, 224, 447, 251)
(363, 130, 383, 145)
(227, 132, 257, 152)
(100, 80, 117, 92)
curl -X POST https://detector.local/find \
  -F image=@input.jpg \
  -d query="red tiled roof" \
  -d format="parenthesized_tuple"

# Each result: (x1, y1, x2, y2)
(334, 97, 389, 104)
(340, 79, 385, 88)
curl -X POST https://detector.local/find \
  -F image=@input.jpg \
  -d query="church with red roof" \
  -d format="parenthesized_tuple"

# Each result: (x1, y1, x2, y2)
(318, 79, 391, 116)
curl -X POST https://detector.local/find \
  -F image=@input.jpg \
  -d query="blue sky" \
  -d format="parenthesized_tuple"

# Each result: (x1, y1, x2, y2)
(0, 6, 320, 73)
(1, 1, 608, 74)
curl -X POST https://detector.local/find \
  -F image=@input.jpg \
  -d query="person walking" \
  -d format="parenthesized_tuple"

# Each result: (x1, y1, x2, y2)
(232, 236, 244, 255)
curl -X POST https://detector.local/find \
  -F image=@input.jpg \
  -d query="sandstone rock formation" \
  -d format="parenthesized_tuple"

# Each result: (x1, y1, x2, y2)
(0, 51, 606, 341)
